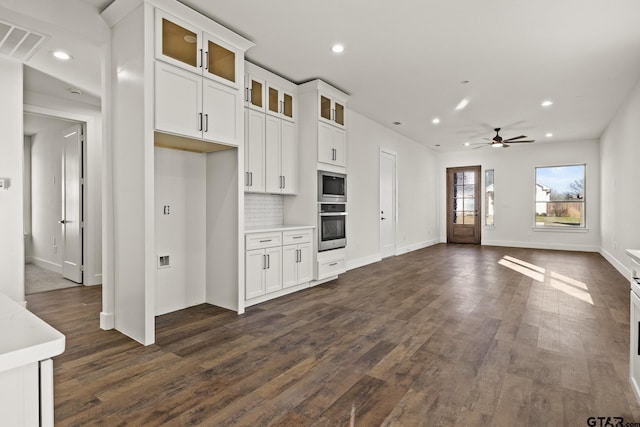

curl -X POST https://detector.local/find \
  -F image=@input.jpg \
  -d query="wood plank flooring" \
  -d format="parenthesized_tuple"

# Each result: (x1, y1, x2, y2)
(26, 244, 639, 426)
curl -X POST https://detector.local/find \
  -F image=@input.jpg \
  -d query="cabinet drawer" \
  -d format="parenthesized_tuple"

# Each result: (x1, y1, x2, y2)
(246, 232, 282, 250)
(318, 258, 345, 279)
(282, 229, 312, 245)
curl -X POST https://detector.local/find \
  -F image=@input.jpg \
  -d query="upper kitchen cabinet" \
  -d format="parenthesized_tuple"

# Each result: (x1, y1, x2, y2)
(267, 83, 295, 122)
(245, 74, 266, 112)
(319, 92, 346, 129)
(156, 10, 242, 89)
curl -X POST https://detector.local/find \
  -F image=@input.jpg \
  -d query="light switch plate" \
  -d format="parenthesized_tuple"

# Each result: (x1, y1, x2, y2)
(0, 178, 9, 189)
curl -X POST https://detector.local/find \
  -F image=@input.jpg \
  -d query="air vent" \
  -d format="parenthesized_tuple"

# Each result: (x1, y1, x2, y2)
(0, 20, 48, 62)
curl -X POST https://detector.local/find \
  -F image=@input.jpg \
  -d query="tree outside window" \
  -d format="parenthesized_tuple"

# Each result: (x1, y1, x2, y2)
(535, 165, 585, 228)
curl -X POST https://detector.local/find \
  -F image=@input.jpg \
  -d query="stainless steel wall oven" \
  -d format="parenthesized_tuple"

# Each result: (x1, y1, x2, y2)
(318, 203, 347, 251)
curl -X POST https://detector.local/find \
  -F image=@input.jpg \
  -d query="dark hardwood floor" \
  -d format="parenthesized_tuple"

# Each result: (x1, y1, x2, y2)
(26, 244, 638, 426)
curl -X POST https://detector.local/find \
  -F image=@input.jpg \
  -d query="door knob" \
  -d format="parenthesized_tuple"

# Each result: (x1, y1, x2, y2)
(59, 219, 66, 224)
(381, 217, 386, 220)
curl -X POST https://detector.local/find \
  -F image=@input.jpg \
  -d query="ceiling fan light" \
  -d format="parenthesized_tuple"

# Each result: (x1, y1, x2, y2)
(492, 143, 503, 148)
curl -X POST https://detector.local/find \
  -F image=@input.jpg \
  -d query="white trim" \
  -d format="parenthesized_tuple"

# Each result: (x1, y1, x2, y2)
(346, 254, 382, 271)
(482, 240, 599, 253)
(100, 311, 115, 330)
(396, 239, 440, 256)
(532, 226, 589, 233)
(600, 248, 630, 279)
(30, 257, 63, 274)
(244, 281, 310, 307)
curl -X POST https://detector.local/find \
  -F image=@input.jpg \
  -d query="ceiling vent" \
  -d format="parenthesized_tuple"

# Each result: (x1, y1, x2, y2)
(0, 20, 48, 62)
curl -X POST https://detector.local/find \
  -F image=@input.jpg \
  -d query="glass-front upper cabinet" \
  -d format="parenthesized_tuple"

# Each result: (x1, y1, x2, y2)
(319, 92, 346, 128)
(267, 83, 295, 122)
(155, 10, 241, 88)
(245, 74, 266, 112)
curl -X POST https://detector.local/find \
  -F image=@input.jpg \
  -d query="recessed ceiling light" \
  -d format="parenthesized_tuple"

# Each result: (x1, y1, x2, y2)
(455, 98, 469, 110)
(460, 80, 470, 85)
(546, 133, 553, 138)
(52, 50, 72, 60)
(331, 44, 344, 54)
(541, 100, 553, 107)
(432, 118, 440, 125)
(183, 35, 197, 43)
(435, 144, 441, 147)
(392, 121, 402, 126)
(464, 142, 470, 146)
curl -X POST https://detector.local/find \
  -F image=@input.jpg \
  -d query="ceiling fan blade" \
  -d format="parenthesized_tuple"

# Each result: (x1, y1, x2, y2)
(507, 140, 535, 143)
(502, 143, 510, 148)
(472, 145, 486, 150)
(504, 135, 527, 142)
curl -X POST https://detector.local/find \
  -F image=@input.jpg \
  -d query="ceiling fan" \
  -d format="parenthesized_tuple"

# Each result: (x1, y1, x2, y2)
(472, 128, 535, 149)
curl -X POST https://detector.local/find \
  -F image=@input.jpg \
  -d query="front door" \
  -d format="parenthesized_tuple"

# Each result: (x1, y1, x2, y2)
(446, 166, 481, 244)
(62, 124, 83, 283)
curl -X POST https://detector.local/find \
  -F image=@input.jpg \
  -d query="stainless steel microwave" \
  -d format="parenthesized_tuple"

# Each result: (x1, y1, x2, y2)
(318, 170, 347, 203)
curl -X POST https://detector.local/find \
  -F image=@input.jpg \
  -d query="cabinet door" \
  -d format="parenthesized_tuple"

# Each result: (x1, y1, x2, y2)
(296, 242, 313, 284)
(334, 99, 345, 127)
(282, 244, 298, 288)
(246, 74, 265, 112)
(265, 246, 282, 293)
(203, 33, 240, 89)
(280, 120, 296, 194)
(319, 94, 332, 124)
(245, 109, 265, 192)
(155, 62, 202, 139)
(202, 78, 240, 146)
(281, 90, 295, 122)
(264, 115, 282, 193)
(245, 249, 265, 299)
(155, 11, 202, 74)
(332, 127, 347, 167)
(266, 84, 281, 118)
(318, 121, 335, 165)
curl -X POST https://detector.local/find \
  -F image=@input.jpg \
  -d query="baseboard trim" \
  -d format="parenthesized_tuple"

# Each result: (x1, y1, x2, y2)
(482, 240, 600, 253)
(600, 248, 630, 279)
(100, 312, 115, 330)
(31, 257, 62, 274)
(396, 239, 440, 256)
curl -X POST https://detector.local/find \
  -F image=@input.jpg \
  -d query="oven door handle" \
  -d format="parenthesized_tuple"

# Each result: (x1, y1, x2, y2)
(319, 212, 348, 216)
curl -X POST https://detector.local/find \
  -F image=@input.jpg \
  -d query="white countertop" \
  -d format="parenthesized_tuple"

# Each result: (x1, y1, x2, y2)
(627, 249, 640, 266)
(0, 293, 65, 373)
(245, 224, 315, 234)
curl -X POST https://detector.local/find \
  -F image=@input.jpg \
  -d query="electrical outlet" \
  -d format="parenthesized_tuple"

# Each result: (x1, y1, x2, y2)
(158, 255, 170, 268)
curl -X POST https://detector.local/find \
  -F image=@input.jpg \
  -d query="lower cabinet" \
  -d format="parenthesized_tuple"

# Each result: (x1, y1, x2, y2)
(245, 246, 282, 299)
(245, 228, 313, 302)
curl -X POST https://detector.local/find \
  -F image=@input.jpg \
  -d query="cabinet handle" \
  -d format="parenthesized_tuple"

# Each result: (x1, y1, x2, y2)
(263, 254, 266, 270)
(205, 51, 209, 70)
(245, 87, 249, 102)
(250, 172, 253, 187)
(199, 49, 203, 68)
(248, 88, 252, 103)
(283, 176, 286, 189)
(246, 171, 250, 186)
(259, 239, 272, 243)
(267, 254, 270, 269)
(293, 236, 303, 239)
(204, 114, 209, 132)
(329, 262, 338, 267)
(198, 113, 203, 131)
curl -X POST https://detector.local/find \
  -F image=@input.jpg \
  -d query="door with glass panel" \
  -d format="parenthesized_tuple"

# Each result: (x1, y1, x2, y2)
(446, 166, 481, 244)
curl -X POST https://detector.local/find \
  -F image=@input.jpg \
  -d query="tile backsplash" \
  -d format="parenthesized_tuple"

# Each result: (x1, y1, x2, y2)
(245, 193, 284, 227)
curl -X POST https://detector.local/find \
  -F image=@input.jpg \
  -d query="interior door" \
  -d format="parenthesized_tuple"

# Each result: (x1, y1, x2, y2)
(380, 150, 397, 258)
(447, 166, 481, 244)
(62, 124, 83, 283)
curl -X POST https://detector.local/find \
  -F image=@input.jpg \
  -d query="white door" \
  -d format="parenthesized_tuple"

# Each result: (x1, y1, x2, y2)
(296, 242, 312, 284)
(264, 115, 281, 193)
(62, 124, 83, 283)
(155, 62, 202, 139)
(380, 150, 396, 259)
(245, 108, 265, 192)
(282, 244, 298, 288)
(332, 128, 346, 167)
(264, 246, 282, 293)
(245, 249, 266, 299)
(202, 78, 239, 145)
(280, 119, 296, 194)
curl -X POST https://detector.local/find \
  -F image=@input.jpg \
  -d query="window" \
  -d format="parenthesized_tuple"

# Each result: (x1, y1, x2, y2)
(534, 164, 585, 228)
(485, 169, 494, 226)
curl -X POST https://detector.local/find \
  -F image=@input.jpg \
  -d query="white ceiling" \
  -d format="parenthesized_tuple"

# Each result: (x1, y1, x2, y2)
(7, 0, 640, 151)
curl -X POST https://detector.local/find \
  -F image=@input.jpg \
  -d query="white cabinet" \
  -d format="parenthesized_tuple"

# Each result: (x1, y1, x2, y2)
(267, 82, 295, 122)
(265, 116, 296, 194)
(318, 121, 346, 167)
(245, 108, 265, 192)
(245, 73, 266, 112)
(319, 91, 346, 128)
(631, 289, 640, 403)
(245, 232, 283, 299)
(282, 229, 313, 288)
(156, 61, 241, 147)
(156, 10, 241, 89)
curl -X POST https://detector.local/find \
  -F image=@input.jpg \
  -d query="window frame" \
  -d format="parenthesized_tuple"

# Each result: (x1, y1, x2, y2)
(485, 169, 495, 227)
(533, 163, 586, 230)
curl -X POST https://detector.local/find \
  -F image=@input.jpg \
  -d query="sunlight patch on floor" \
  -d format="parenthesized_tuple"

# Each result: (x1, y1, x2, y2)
(498, 255, 594, 305)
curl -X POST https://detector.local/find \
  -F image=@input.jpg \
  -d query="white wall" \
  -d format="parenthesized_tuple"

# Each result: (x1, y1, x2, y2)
(438, 139, 601, 252)
(29, 124, 67, 272)
(0, 58, 25, 302)
(154, 148, 206, 315)
(600, 78, 640, 276)
(345, 111, 439, 269)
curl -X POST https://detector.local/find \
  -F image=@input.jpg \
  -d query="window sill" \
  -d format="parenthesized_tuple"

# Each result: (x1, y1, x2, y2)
(531, 226, 589, 233)
(483, 225, 496, 230)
